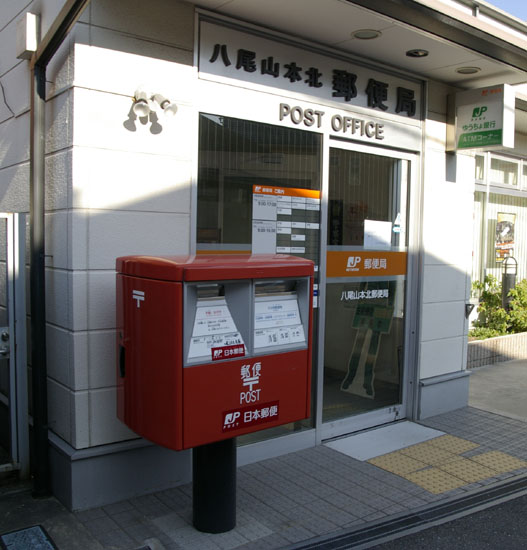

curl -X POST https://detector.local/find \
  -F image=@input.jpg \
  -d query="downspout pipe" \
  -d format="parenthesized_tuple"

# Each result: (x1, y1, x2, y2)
(29, 0, 90, 497)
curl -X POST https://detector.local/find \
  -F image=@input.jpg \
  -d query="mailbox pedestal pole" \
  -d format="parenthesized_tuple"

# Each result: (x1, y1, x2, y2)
(193, 438, 237, 533)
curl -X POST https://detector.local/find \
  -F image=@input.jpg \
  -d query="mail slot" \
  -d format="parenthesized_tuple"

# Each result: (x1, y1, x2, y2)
(116, 254, 314, 450)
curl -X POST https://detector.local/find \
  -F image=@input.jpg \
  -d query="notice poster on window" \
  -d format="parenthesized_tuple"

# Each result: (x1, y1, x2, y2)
(364, 219, 392, 250)
(188, 298, 246, 361)
(252, 184, 320, 263)
(252, 184, 320, 307)
(495, 212, 515, 263)
(254, 295, 305, 349)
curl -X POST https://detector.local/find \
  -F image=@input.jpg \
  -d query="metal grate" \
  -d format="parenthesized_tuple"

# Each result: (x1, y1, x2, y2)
(0, 525, 57, 550)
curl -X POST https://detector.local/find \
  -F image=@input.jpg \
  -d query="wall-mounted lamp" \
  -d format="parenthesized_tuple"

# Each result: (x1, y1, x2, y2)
(132, 89, 151, 117)
(152, 94, 178, 117)
(465, 303, 476, 318)
(133, 88, 178, 118)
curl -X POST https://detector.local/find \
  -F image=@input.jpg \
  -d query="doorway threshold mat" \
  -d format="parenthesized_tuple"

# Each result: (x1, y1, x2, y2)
(1, 525, 57, 550)
(324, 421, 444, 461)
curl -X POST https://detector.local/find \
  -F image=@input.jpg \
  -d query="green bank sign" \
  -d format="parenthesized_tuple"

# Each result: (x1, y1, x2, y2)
(454, 84, 514, 150)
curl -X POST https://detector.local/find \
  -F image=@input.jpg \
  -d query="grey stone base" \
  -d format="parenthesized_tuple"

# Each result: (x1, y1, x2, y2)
(418, 370, 470, 419)
(49, 433, 191, 511)
(467, 332, 527, 368)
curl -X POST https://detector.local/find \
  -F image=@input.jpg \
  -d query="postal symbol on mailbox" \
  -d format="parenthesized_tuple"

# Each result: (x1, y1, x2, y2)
(132, 290, 145, 308)
(241, 362, 261, 391)
(223, 412, 240, 428)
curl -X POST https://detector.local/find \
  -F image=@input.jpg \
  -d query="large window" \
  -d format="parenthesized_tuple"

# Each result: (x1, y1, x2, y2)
(490, 156, 519, 187)
(197, 113, 322, 442)
(197, 114, 321, 253)
(472, 153, 527, 284)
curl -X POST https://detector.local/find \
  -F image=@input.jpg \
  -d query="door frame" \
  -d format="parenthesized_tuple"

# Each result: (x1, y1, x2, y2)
(0, 213, 29, 478)
(316, 138, 421, 443)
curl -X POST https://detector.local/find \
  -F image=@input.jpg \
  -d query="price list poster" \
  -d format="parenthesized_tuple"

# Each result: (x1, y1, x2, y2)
(252, 184, 320, 306)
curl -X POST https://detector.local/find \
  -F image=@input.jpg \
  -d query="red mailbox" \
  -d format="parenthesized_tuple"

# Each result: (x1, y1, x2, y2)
(116, 254, 313, 450)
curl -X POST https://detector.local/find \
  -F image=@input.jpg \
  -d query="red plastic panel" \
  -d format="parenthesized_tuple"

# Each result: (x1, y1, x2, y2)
(182, 350, 311, 449)
(116, 254, 313, 282)
(116, 274, 183, 450)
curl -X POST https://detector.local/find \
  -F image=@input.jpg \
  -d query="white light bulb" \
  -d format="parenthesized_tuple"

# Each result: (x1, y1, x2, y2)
(133, 88, 151, 117)
(132, 100, 150, 117)
(163, 103, 178, 117)
(152, 94, 178, 117)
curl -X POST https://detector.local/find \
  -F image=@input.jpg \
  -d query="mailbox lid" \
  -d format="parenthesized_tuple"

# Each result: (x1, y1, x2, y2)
(116, 254, 313, 282)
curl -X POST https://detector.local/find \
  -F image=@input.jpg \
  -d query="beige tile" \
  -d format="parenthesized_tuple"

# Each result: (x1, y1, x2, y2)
(439, 457, 497, 483)
(470, 451, 527, 473)
(368, 452, 428, 476)
(426, 435, 480, 454)
(399, 443, 457, 464)
(403, 468, 466, 494)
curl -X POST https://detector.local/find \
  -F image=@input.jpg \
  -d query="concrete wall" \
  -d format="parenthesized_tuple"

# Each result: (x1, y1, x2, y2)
(468, 332, 527, 368)
(0, 0, 197, 452)
(418, 81, 473, 417)
(47, 0, 196, 449)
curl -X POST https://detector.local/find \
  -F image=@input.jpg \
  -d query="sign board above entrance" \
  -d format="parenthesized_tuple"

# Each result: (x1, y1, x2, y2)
(448, 84, 515, 151)
(199, 19, 422, 120)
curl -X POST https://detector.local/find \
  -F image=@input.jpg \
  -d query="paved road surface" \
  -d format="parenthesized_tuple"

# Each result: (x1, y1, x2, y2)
(369, 492, 527, 549)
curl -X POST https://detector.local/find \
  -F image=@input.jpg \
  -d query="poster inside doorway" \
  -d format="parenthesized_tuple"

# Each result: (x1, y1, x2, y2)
(495, 212, 515, 263)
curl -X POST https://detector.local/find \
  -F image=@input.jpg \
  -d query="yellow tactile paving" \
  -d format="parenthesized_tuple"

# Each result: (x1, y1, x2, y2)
(402, 467, 466, 494)
(368, 452, 428, 476)
(438, 457, 498, 483)
(399, 443, 457, 465)
(425, 435, 480, 454)
(367, 434, 527, 495)
(469, 451, 527, 473)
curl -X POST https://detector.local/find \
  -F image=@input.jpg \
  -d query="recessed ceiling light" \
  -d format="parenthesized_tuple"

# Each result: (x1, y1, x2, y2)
(351, 29, 382, 40)
(456, 66, 481, 74)
(406, 49, 429, 58)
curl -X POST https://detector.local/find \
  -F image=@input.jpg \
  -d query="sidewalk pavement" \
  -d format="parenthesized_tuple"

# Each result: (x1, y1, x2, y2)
(1, 362, 527, 550)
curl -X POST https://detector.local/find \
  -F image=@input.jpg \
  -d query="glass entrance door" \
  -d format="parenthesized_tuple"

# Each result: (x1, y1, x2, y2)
(322, 144, 412, 437)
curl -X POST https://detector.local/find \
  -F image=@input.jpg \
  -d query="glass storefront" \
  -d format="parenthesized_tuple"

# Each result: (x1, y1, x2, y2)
(197, 114, 321, 259)
(197, 113, 322, 441)
(323, 147, 409, 424)
(472, 153, 527, 284)
(197, 113, 413, 442)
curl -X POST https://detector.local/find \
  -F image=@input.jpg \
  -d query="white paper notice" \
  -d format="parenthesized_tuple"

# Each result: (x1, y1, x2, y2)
(188, 333, 245, 359)
(192, 303, 237, 336)
(291, 234, 306, 242)
(252, 220, 277, 254)
(254, 295, 306, 349)
(277, 221, 292, 234)
(364, 219, 392, 250)
(252, 193, 277, 221)
(306, 198, 320, 211)
(188, 298, 245, 360)
(254, 297, 302, 329)
(254, 325, 305, 349)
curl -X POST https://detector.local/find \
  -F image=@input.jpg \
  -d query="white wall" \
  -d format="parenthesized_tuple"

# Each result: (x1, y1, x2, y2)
(0, 0, 197, 449)
(0, 1, 80, 444)
(48, 0, 197, 448)
(419, 81, 474, 380)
